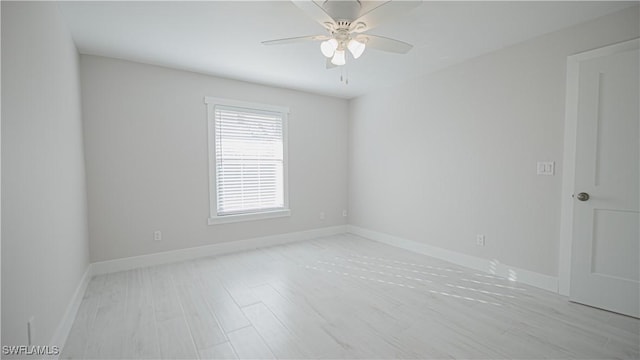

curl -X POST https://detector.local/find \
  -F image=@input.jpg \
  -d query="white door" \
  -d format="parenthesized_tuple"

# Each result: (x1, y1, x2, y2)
(569, 39, 639, 318)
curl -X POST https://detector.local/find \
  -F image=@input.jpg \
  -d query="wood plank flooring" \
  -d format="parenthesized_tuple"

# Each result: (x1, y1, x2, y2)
(62, 234, 639, 359)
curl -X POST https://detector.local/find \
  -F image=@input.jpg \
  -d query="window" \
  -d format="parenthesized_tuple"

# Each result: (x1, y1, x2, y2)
(205, 97, 290, 224)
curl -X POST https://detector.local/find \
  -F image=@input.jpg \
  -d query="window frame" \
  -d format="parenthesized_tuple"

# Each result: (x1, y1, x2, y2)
(205, 96, 290, 225)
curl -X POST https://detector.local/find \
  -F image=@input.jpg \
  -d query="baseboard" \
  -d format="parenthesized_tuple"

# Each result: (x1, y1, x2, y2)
(91, 225, 347, 275)
(49, 264, 92, 358)
(347, 225, 559, 293)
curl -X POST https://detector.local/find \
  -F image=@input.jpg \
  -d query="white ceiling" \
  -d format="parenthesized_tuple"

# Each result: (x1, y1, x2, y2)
(58, 1, 634, 99)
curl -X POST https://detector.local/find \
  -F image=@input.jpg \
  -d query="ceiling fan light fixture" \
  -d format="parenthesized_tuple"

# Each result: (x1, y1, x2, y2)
(347, 39, 366, 59)
(320, 38, 338, 58)
(331, 49, 346, 66)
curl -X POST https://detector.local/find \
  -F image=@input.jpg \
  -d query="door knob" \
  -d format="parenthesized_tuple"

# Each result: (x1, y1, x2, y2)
(576, 192, 590, 201)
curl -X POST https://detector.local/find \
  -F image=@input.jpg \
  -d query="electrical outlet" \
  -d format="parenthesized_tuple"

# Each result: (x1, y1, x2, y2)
(154, 231, 162, 241)
(476, 234, 485, 247)
(342, 209, 348, 217)
(319, 212, 325, 221)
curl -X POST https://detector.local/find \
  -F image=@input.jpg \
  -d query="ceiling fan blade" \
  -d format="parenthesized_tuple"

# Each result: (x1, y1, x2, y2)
(262, 35, 329, 46)
(291, 0, 336, 30)
(326, 58, 338, 70)
(356, 34, 413, 54)
(350, 0, 422, 33)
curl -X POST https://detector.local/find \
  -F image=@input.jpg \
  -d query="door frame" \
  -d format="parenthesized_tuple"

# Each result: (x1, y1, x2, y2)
(558, 37, 639, 296)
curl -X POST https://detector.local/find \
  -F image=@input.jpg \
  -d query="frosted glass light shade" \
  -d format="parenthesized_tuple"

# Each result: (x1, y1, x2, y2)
(320, 39, 338, 58)
(348, 39, 366, 59)
(331, 49, 346, 65)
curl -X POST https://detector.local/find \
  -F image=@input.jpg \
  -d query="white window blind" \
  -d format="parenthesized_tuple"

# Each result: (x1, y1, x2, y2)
(214, 105, 285, 216)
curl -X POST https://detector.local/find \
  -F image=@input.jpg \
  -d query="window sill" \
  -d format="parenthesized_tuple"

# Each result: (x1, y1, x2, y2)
(208, 209, 291, 225)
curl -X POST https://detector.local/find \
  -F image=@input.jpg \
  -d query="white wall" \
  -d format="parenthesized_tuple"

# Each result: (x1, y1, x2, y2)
(1, 1, 90, 348)
(80, 55, 348, 262)
(349, 7, 639, 277)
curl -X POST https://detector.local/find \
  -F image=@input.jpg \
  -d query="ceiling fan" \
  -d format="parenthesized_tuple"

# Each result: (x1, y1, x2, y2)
(262, 0, 421, 67)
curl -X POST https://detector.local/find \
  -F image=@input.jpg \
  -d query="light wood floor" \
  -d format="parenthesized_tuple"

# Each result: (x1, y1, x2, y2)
(62, 234, 639, 359)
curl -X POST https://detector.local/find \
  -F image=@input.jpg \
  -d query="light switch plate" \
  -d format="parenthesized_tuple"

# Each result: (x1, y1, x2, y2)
(537, 161, 555, 175)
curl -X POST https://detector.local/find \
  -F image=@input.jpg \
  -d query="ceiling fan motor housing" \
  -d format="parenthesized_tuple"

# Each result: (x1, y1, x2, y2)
(328, 20, 367, 50)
